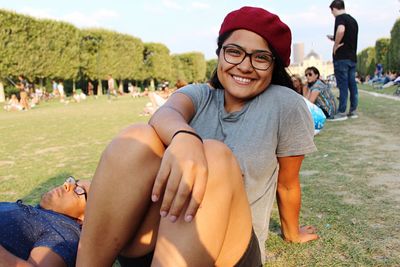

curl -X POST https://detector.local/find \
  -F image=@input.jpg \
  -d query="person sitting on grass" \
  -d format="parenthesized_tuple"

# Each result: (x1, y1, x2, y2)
(304, 66, 338, 119)
(291, 74, 308, 96)
(0, 176, 90, 267)
(77, 6, 318, 267)
(3, 94, 23, 111)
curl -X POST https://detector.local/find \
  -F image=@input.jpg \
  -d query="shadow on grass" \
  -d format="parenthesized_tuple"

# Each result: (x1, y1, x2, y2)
(269, 217, 282, 236)
(21, 172, 73, 204)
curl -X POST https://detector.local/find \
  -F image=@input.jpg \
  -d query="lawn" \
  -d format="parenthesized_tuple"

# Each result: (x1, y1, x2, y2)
(1, 90, 399, 266)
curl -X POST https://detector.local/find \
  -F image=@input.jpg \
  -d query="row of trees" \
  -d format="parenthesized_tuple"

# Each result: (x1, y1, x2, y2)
(357, 18, 400, 77)
(0, 9, 217, 101)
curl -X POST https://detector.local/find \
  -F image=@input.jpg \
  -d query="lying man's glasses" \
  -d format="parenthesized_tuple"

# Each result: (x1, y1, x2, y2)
(222, 44, 275, 71)
(65, 176, 87, 201)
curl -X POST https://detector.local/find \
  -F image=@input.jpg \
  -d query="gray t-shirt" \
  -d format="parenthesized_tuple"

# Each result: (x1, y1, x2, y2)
(178, 83, 316, 261)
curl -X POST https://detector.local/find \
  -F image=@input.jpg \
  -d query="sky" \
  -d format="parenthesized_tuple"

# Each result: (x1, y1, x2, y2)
(1, 0, 399, 63)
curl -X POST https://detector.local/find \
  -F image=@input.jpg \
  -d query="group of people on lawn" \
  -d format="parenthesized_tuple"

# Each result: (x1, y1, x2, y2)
(2, 1, 362, 266)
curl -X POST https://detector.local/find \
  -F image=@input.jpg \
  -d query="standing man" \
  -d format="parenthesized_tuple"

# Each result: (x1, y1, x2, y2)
(328, 0, 359, 121)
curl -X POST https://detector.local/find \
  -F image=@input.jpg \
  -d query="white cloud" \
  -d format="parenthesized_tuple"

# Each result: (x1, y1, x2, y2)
(62, 9, 118, 28)
(19, 7, 56, 20)
(191, 2, 209, 10)
(161, 0, 183, 10)
(16, 7, 118, 28)
(63, 11, 98, 27)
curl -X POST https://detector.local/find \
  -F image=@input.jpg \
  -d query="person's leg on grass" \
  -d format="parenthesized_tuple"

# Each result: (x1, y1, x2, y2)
(334, 60, 349, 114)
(78, 125, 254, 266)
(348, 61, 359, 115)
(152, 140, 253, 267)
(76, 124, 165, 266)
(119, 140, 254, 267)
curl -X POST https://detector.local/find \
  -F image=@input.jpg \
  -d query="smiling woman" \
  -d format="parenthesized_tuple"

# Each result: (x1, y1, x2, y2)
(77, 6, 318, 267)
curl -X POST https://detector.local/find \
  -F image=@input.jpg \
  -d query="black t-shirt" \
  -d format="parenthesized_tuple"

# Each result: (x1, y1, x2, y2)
(333, 13, 358, 62)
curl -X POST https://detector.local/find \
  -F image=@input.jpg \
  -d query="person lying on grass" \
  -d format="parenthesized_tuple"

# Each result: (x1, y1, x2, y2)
(0, 176, 90, 267)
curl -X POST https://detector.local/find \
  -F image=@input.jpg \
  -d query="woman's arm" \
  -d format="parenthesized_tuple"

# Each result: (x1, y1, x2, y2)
(149, 92, 208, 222)
(276, 155, 318, 242)
(0, 245, 66, 267)
(306, 89, 320, 104)
(302, 85, 309, 97)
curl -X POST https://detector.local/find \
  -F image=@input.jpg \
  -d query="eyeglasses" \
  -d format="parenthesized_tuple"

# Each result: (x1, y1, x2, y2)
(305, 72, 314, 77)
(65, 176, 87, 201)
(222, 44, 275, 71)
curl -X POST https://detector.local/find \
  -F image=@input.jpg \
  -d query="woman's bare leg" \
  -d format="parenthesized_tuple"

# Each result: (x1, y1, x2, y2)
(77, 124, 165, 266)
(122, 140, 253, 267)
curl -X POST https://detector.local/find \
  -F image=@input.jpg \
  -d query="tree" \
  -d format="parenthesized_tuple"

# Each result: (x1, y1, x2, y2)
(375, 38, 390, 72)
(0, 10, 80, 94)
(171, 55, 186, 82)
(143, 43, 173, 86)
(206, 59, 218, 81)
(173, 52, 206, 83)
(388, 18, 400, 72)
(357, 47, 375, 77)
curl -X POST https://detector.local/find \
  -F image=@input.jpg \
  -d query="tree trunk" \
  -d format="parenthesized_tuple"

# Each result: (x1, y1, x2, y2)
(0, 81, 5, 102)
(119, 79, 123, 95)
(97, 79, 103, 95)
(150, 79, 155, 91)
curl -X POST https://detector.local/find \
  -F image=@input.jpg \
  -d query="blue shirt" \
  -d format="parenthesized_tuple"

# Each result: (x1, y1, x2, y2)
(0, 200, 81, 267)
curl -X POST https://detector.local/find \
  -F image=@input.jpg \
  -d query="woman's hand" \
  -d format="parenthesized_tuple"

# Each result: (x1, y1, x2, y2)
(151, 132, 208, 223)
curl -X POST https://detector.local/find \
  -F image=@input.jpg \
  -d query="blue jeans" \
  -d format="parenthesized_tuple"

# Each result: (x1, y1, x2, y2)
(334, 59, 358, 113)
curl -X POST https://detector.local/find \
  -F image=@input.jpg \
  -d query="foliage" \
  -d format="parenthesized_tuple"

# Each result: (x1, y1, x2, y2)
(206, 59, 218, 81)
(374, 38, 389, 71)
(356, 47, 375, 77)
(0, 10, 80, 81)
(0, 9, 206, 91)
(143, 42, 173, 83)
(4, 86, 19, 98)
(171, 55, 186, 82)
(173, 52, 206, 83)
(388, 18, 400, 72)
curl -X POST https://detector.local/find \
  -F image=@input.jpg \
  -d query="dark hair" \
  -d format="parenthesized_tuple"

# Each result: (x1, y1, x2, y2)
(209, 31, 294, 90)
(305, 66, 320, 79)
(329, 0, 345, 10)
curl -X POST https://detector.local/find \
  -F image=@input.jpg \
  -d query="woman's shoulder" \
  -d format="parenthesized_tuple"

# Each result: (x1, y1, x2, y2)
(260, 84, 306, 110)
(310, 79, 326, 91)
(177, 83, 218, 95)
(264, 84, 301, 100)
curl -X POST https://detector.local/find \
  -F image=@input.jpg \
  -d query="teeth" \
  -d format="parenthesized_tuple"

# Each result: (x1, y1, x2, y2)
(233, 76, 251, 83)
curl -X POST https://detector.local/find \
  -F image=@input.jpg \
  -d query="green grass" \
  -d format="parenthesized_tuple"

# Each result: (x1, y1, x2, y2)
(1, 92, 399, 266)
(0, 95, 149, 203)
(266, 91, 400, 266)
(359, 83, 399, 96)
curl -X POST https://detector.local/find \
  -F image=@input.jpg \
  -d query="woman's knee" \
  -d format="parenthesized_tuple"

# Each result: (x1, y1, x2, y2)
(102, 124, 165, 165)
(203, 140, 243, 191)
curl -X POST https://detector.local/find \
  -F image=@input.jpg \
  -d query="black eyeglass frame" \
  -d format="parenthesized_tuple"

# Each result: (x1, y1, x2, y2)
(222, 44, 275, 71)
(65, 176, 87, 201)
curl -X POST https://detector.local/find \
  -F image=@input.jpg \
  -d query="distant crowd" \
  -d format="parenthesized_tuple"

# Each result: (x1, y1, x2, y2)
(360, 63, 400, 89)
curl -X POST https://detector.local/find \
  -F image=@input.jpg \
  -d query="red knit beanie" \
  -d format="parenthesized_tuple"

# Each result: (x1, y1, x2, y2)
(219, 6, 292, 67)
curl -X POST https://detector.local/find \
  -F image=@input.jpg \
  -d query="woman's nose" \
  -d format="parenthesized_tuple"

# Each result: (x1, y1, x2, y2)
(237, 55, 254, 72)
